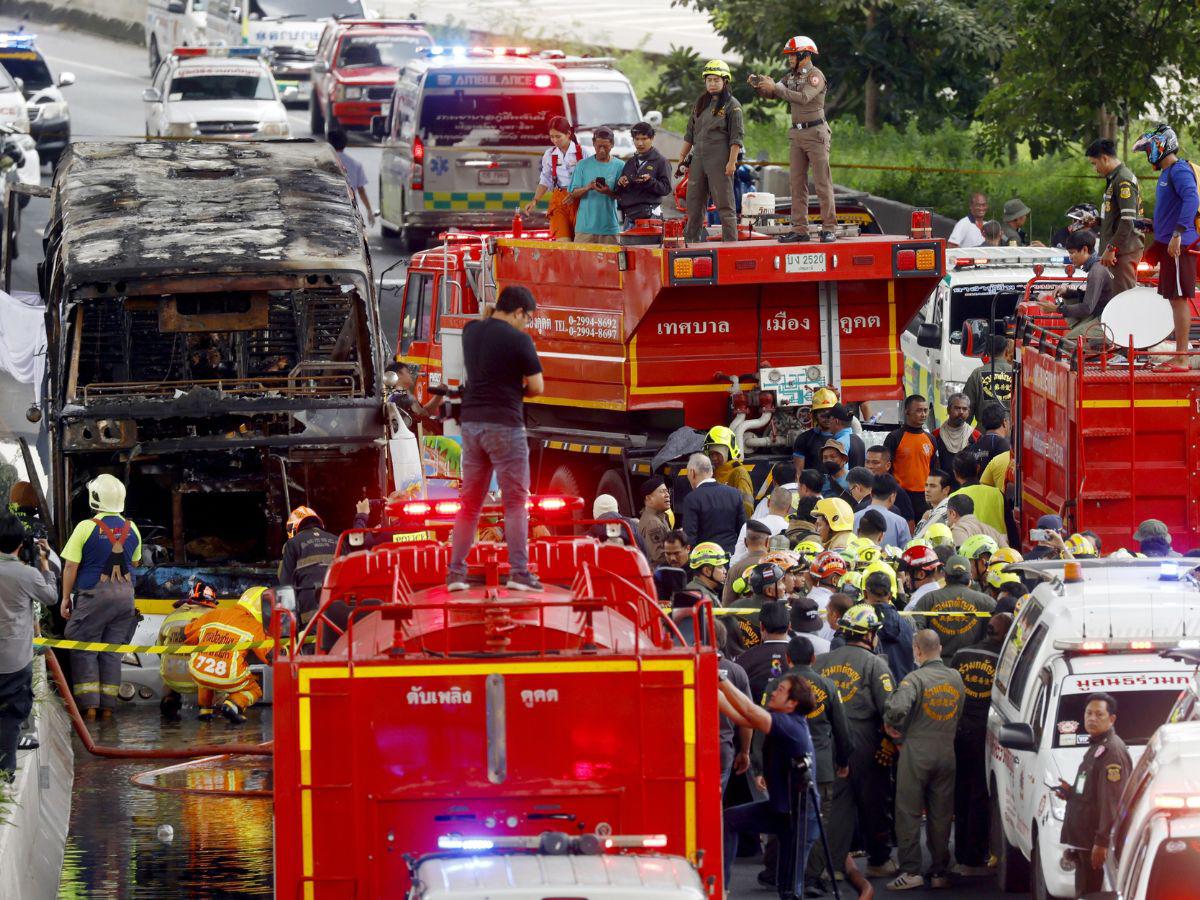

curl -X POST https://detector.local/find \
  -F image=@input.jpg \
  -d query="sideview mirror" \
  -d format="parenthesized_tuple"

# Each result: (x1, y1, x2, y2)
(167, 0, 186, 12)
(644, 110, 663, 128)
(960, 318, 992, 358)
(142, 88, 163, 103)
(370, 115, 388, 139)
(916, 321, 941, 350)
(58, 72, 75, 88)
(998, 722, 1037, 752)
(311, 61, 327, 74)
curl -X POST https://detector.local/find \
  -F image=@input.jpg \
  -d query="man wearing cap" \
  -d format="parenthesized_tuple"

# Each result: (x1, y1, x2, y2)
(908, 555, 995, 664)
(1134, 518, 1179, 558)
(750, 35, 837, 243)
(587, 494, 648, 557)
(733, 487, 791, 562)
(1025, 514, 1067, 560)
(724, 520, 771, 603)
(818, 439, 852, 501)
(636, 476, 672, 566)
(1001, 198, 1032, 246)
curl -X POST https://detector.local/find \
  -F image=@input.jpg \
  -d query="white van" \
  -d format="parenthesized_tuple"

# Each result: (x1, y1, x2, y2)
(1101, 721, 1200, 899)
(146, 0, 208, 74)
(377, 49, 570, 248)
(897, 246, 1076, 426)
(205, 0, 367, 104)
(547, 55, 659, 158)
(986, 559, 1200, 899)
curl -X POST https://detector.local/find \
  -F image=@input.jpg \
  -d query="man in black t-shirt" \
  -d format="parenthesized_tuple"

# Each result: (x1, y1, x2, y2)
(447, 287, 545, 592)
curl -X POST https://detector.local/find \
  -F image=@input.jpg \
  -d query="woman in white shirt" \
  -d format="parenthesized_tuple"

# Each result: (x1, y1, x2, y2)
(524, 116, 589, 241)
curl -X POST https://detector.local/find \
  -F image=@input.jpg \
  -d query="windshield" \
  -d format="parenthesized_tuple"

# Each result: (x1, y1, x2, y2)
(337, 34, 424, 69)
(1147, 839, 1200, 899)
(948, 283, 1027, 337)
(1054, 678, 1190, 749)
(420, 91, 566, 147)
(568, 83, 639, 127)
(168, 73, 276, 101)
(0, 50, 52, 91)
(251, 0, 364, 19)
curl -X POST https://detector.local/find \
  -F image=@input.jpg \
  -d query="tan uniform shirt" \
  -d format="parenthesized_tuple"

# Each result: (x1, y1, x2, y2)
(772, 64, 827, 124)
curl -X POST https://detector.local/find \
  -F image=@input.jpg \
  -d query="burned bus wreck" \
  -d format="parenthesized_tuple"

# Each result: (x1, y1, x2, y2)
(39, 141, 387, 588)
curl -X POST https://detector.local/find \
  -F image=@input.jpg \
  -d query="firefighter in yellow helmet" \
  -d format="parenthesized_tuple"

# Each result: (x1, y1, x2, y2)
(811, 496, 854, 552)
(704, 425, 755, 517)
(679, 59, 743, 243)
(184, 587, 272, 724)
(279, 505, 338, 625)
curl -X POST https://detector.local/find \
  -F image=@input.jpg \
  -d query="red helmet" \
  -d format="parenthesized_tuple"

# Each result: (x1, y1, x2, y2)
(783, 35, 818, 56)
(810, 550, 848, 581)
(900, 545, 942, 572)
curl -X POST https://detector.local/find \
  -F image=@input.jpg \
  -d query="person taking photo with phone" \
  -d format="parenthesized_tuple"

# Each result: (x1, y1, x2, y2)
(567, 126, 624, 245)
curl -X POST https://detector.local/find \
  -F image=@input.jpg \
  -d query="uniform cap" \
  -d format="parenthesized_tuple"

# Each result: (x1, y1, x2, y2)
(864, 568, 895, 597)
(638, 475, 666, 500)
(944, 554, 971, 579)
(1002, 198, 1031, 221)
(1036, 514, 1064, 532)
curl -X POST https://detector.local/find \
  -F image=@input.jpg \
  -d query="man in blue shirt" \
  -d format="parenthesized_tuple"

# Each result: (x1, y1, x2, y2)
(1134, 124, 1199, 365)
(568, 127, 625, 245)
(719, 671, 819, 899)
(853, 473, 912, 549)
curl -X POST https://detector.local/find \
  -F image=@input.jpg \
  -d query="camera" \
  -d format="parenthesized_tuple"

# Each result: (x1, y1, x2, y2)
(749, 74, 762, 85)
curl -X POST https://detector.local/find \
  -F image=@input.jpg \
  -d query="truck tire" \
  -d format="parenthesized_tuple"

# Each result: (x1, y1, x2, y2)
(595, 469, 633, 517)
(992, 791, 1030, 892)
(148, 36, 160, 76)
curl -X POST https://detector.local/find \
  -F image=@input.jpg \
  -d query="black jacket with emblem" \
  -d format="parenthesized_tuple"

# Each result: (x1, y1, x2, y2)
(950, 634, 1003, 733)
(907, 581, 995, 664)
(1061, 728, 1133, 850)
(278, 524, 338, 617)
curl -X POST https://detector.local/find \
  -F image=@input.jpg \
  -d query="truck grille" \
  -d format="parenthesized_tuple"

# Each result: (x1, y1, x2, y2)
(272, 47, 315, 64)
(366, 86, 393, 101)
(196, 121, 260, 136)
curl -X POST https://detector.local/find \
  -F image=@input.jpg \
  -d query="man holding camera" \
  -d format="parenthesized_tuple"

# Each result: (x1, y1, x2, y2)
(750, 36, 837, 243)
(568, 127, 625, 245)
(615, 121, 673, 227)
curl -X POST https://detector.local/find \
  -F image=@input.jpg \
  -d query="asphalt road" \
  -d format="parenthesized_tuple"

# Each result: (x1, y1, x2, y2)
(0, 16, 409, 471)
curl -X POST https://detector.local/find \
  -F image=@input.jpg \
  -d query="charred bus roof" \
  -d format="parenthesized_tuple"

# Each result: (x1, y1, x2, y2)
(47, 141, 372, 298)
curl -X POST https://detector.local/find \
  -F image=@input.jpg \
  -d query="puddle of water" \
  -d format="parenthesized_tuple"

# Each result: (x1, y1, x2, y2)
(58, 705, 274, 899)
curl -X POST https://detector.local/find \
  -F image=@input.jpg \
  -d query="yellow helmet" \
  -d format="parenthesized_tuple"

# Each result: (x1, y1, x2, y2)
(839, 603, 881, 636)
(863, 560, 898, 597)
(960, 534, 999, 560)
(811, 387, 838, 411)
(704, 424, 742, 463)
(839, 571, 863, 593)
(990, 546, 1024, 567)
(702, 59, 732, 80)
(1066, 533, 1097, 558)
(812, 497, 854, 533)
(846, 536, 881, 570)
(237, 586, 269, 624)
(794, 538, 824, 556)
(986, 566, 1022, 590)
(924, 523, 954, 548)
(689, 541, 729, 570)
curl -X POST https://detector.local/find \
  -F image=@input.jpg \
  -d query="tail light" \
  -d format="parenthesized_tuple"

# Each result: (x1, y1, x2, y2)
(909, 208, 931, 239)
(412, 135, 424, 190)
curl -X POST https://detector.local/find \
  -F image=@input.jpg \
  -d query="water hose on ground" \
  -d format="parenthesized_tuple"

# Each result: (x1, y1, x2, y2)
(45, 650, 273, 759)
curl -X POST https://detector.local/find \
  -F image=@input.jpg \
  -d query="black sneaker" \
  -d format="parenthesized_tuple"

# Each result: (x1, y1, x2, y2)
(17, 734, 39, 751)
(820, 230, 837, 243)
(219, 700, 246, 725)
(777, 231, 806, 243)
(197, 707, 215, 721)
(506, 571, 544, 592)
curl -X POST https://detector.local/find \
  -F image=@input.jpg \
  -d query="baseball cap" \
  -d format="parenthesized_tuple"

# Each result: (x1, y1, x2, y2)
(945, 554, 971, 579)
(789, 597, 822, 633)
(593, 494, 619, 517)
(1036, 514, 1064, 532)
(746, 519, 773, 536)
(1134, 519, 1171, 542)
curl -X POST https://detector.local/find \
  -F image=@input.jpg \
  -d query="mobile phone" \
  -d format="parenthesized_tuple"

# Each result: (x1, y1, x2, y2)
(1030, 528, 1053, 542)
(718, 669, 729, 682)
(593, 177, 606, 188)
(749, 74, 762, 85)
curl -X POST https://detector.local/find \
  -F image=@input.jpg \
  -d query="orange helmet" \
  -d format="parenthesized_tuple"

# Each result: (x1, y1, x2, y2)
(286, 505, 322, 539)
(783, 35, 818, 56)
(810, 550, 848, 582)
(189, 580, 219, 607)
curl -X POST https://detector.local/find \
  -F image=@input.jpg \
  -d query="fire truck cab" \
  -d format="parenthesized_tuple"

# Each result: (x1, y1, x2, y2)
(396, 225, 945, 511)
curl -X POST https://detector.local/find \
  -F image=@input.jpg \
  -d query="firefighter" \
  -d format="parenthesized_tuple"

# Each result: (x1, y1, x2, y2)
(278, 505, 338, 626)
(906, 554, 995, 663)
(750, 36, 837, 243)
(704, 425, 755, 516)
(729, 562, 786, 654)
(816, 603, 898, 879)
(805, 550, 848, 612)
(685, 542, 728, 606)
(60, 474, 141, 720)
(679, 59, 743, 243)
(958, 533, 998, 589)
(810, 496, 854, 552)
(184, 587, 271, 724)
(883, 629, 965, 891)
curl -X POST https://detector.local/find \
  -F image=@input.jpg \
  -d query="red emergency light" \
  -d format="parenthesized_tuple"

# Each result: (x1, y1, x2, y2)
(412, 135, 425, 190)
(172, 47, 209, 57)
(393, 494, 583, 525)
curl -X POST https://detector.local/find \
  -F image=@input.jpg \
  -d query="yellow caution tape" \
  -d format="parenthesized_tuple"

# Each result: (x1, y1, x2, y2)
(33, 636, 306, 654)
(902, 610, 992, 618)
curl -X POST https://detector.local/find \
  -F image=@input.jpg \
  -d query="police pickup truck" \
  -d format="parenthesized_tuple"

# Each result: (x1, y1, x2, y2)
(986, 559, 1200, 899)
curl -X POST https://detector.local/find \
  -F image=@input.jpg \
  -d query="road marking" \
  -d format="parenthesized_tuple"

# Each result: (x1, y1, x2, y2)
(42, 53, 143, 82)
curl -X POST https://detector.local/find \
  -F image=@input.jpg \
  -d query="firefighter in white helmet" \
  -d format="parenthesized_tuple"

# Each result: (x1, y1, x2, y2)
(749, 36, 837, 243)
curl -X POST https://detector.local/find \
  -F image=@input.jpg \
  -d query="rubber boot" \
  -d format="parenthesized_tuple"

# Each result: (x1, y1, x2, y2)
(220, 700, 246, 725)
(197, 707, 215, 721)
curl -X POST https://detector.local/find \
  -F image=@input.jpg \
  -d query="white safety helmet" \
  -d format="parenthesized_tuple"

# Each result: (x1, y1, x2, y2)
(783, 35, 818, 56)
(87, 473, 126, 513)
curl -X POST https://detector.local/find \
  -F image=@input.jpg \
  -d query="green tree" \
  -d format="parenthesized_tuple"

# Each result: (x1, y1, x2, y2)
(677, 0, 1011, 130)
(976, 3, 1200, 160)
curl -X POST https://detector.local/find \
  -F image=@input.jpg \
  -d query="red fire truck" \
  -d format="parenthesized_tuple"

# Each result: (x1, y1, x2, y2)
(272, 497, 724, 898)
(396, 222, 945, 510)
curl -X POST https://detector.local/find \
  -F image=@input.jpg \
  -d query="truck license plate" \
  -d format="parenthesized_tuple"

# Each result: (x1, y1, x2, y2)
(785, 252, 826, 274)
(478, 169, 510, 186)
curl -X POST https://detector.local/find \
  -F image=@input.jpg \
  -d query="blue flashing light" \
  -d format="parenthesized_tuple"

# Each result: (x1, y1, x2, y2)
(1160, 561, 1182, 581)
(0, 32, 36, 50)
(427, 46, 444, 56)
(227, 46, 266, 58)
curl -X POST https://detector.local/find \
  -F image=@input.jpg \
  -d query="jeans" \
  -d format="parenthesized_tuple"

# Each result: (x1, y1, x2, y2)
(449, 422, 531, 578)
(724, 799, 818, 898)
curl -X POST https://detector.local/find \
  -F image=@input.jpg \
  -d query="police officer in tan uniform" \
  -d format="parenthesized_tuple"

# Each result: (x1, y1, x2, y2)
(750, 36, 837, 243)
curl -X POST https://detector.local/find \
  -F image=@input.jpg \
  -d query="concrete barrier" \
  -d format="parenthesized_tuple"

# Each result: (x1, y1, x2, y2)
(0, 0, 145, 45)
(0, 656, 74, 899)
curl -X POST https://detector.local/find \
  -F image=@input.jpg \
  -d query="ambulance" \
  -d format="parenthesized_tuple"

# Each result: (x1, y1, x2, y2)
(986, 558, 1200, 899)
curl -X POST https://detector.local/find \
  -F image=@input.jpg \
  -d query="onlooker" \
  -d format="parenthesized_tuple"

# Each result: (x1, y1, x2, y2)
(448, 286, 544, 592)
(790, 597, 831, 655)
(818, 439, 851, 499)
(1134, 123, 1199, 364)
(1063, 227, 1099, 273)
(792, 388, 839, 472)
(826, 404, 866, 468)
(733, 487, 792, 561)
(661, 529, 691, 569)
(1134, 518, 1179, 558)
(856, 508, 887, 548)
(526, 116, 588, 240)
(384, 362, 441, 426)
(681, 453, 746, 555)
(884, 395, 937, 519)
(568, 127, 625, 245)
(946, 493, 1007, 549)
(972, 402, 1012, 465)
(636, 476, 672, 566)
(884, 629, 965, 891)
(824, 592, 855, 646)
(853, 474, 912, 549)
(917, 468, 955, 532)
(980, 220, 1003, 245)
(752, 462, 798, 520)
(950, 450, 1007, 537)
(1001, 198, 1032, 246)
(328, 129, 375, 227)
(1046, 232, 1115, 342)
(1024, 514, 1067, 561)
(797, 467, 825, 500)
(587, 494, 648, 556)
(724, 520, 770, 604)
(865, 445, 916, 525)
(964, 341, 1014, 425)
(846, 466, 875, 510)
(1087, 138, 1143, 294)
(0, 514, 55, 778)
(714, 619, 753, 790)
(947, 192, 988, 248)
(614, 121, 673, 226)
(931, 393, 979, 474)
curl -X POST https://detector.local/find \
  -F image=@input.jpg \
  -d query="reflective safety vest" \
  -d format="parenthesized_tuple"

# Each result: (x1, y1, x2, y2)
(184, 608, 267, 688)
